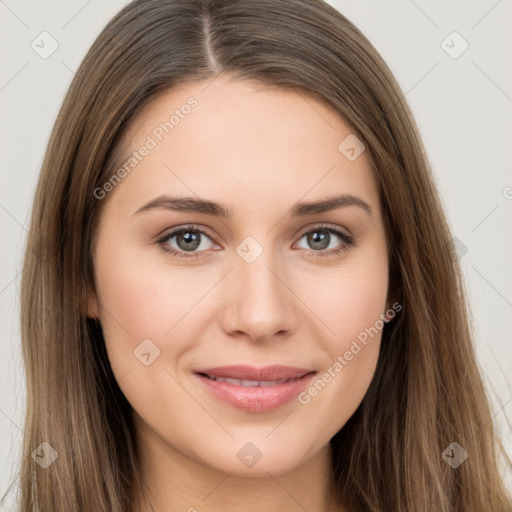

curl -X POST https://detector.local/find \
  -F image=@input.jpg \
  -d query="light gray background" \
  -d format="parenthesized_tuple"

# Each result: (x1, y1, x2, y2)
(1, 0, 511, 506)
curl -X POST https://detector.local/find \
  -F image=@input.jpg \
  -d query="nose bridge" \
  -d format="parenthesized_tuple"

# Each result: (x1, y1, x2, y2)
(223, 238, 295, 341)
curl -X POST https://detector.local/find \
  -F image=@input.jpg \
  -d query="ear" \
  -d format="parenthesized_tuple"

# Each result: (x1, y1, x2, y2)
(383, 296, 397, 323)
(383, 294, 403, 323)
(383, 302, 391, 323)
(383, 272, 402, 322)
(86, 288, 100, 319)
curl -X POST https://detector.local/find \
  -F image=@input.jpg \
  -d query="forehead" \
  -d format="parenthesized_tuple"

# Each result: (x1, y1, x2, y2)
(105, 76, 379, 218)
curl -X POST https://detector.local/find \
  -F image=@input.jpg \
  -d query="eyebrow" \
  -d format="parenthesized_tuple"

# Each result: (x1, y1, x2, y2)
(133, 193, 372, 218)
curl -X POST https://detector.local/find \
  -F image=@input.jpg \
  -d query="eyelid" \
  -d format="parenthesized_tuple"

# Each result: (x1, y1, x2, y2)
(155, 224, 220, 259)
(155, 223, 218, 244)
(295, 222, 352, 241)
(292, 223, 355, 257)
(156, 222, 355, 259)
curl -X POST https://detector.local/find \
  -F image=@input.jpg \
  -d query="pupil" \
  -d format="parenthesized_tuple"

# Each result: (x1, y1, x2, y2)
(177, 231, 200, 251)
(175, 230, 331, 252)
(308, 231, 329, 250)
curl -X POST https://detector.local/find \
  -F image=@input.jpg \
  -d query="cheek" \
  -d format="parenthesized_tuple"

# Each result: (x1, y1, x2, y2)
(299, 256, 388, 349)
(294, 253, 388, 408)
(97, 218, 223, 322)
(92, 239, 213, 371)
(92, 243, 219, 425)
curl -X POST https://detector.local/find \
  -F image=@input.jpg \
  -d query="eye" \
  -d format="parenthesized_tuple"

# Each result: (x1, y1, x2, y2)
(156, 223, 355, 260)
(294, 224, 355, 258)
(156, 225, 218, 259)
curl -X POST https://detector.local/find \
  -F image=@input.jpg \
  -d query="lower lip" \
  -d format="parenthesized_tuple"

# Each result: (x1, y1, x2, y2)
(195, 372, 316, 412)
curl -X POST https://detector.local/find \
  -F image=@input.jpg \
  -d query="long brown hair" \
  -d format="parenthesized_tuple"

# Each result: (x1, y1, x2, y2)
(9, 0, 511, 510)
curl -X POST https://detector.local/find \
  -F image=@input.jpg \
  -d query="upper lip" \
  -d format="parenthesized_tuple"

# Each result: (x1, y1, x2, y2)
(194, 365, 314, 381)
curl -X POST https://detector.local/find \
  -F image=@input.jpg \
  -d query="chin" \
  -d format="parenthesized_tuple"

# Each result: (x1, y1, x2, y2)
(188, 430, 321, 477)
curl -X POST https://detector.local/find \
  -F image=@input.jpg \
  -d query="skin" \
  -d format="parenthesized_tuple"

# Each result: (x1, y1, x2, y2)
(88, 75, 390, 512)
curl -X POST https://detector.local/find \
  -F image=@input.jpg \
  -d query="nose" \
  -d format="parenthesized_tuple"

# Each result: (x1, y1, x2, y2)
(220, 247, 298, 344)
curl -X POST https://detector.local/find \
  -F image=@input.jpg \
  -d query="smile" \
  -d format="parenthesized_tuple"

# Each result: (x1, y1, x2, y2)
(194, 365, 316, 412)
(202, 375, 298, 387)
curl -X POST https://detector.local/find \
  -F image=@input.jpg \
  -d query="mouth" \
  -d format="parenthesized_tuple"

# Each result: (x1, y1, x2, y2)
(193, 365, 316, 412)
(200, 374, 301, 387)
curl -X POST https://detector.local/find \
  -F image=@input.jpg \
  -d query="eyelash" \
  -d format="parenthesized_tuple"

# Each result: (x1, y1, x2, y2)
(155, 223, 356, 260)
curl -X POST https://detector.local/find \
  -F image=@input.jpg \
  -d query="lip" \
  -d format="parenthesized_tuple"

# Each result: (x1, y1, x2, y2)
(193, 365, 316, 412)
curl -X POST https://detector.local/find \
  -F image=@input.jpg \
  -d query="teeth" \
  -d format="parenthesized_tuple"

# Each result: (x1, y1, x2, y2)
(205, 375, 292, 387)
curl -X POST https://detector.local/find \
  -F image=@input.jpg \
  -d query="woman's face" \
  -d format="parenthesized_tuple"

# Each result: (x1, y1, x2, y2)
(89, 76, 390, 476)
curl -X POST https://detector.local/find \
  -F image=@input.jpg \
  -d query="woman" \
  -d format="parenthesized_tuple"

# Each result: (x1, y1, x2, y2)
(11, 0, 512, 510)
